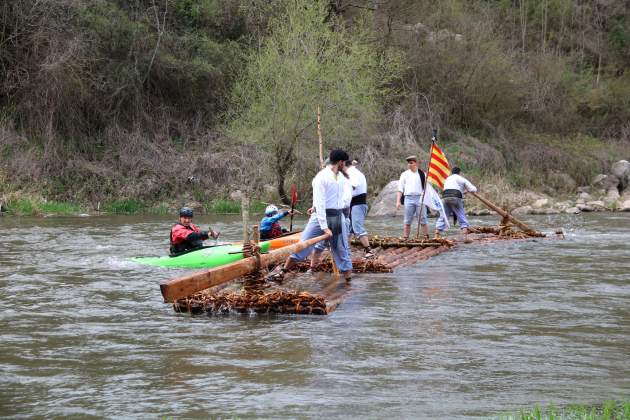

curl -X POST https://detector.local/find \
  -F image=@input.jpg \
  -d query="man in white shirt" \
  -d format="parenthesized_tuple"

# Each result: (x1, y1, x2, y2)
(346, 159, 373, 257)
(279, 149, 353, 281)
(435, 167, 477, 236)
(311, 159, 353, 266)
(396, 155, 429, 239)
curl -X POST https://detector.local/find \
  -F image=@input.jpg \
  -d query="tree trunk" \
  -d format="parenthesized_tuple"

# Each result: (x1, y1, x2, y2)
(275, 141, 295, 205)
(277, 172, 289, 205)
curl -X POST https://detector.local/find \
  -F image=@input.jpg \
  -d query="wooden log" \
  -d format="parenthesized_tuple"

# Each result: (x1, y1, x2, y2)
(386, 247, 420, 263)
(388, 247, 432, 268)
(469, 192, 535, 233)
(160, 233, 331, 302)
(389, 245, 450, 268)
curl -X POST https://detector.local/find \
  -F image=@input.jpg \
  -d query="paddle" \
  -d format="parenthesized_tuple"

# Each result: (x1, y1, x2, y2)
(289, 185, 298, 232)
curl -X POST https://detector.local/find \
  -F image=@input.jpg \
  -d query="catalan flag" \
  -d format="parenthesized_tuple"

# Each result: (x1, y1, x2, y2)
(427, 143, 450, 189)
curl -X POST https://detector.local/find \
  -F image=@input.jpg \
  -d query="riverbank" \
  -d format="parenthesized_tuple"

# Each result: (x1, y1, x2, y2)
(0, 194, 268, 217)
(3, 186, 630, 218)
(369, 180, 630, 219)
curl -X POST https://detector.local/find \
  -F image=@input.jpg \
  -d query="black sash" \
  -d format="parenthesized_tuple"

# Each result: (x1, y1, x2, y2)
(324, 209, 343, 234)
(442, 189, 463, 199)
(351, 193, 367, 207)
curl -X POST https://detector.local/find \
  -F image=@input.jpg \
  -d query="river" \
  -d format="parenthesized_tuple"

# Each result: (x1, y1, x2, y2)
(0, 213, 628, 418)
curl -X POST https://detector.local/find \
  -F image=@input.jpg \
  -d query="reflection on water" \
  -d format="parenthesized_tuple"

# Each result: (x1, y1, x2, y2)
(1, 213, 629, 417)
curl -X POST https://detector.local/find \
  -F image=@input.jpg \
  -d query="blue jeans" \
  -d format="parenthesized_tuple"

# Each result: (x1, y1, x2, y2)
(436, 197, 469, 231)
(350, 204, 368, 237)
(403, 195, 428, 225)
(291, 213, 353, 272)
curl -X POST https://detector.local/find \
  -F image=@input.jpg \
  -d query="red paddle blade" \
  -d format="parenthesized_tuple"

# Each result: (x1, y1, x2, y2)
(290, 185, 298, 203)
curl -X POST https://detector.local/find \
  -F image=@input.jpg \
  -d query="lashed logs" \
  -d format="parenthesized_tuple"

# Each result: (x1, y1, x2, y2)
(469, 192, 537, 234)
(388, 245, 450, 268)
(160, 233, 330, 302)
(354, 236, 454, 248)
(167, 224, 560, 316)
(174, 290, 329, 315)
(467, 225, 545, 238)
(292, 259, 392, 273)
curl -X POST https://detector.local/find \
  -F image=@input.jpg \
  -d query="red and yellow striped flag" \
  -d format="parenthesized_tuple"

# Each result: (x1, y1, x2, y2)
(427, 143, 450, 189)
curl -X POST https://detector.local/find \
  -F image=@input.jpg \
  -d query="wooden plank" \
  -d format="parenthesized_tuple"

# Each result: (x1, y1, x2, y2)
(160, 233, 330, 302)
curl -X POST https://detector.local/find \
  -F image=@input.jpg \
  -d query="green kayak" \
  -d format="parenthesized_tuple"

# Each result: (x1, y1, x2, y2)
(133, 241, 272, 269)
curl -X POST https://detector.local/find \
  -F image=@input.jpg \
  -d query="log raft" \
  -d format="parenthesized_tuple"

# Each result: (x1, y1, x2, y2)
(160, 233, 330, 303)
(167, 225, 560, 316)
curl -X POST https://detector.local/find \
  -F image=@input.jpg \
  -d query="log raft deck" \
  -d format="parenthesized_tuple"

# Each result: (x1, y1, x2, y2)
(160, 193, 564, 315)
(160, 194, 564, 316)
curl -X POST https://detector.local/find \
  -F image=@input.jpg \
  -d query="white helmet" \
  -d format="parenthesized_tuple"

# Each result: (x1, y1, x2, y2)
(265, 205, 278, 216)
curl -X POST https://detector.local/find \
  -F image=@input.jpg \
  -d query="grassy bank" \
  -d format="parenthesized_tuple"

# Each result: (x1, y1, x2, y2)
(499, 400, 630, 420)
(0, 195, 270, 216)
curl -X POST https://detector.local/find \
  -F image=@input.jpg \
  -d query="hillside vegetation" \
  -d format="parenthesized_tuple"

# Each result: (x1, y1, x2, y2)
(1, 0, 629, 211)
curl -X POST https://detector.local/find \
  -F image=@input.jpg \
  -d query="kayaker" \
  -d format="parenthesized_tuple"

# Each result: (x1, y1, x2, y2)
(435, 167, 477, 237)
(396, 155, 430, 239)
(345, 159, 374, 257)
(169, 207, 220, 256)
(260, 205, 294, 240)
(275, 149, 353, 281)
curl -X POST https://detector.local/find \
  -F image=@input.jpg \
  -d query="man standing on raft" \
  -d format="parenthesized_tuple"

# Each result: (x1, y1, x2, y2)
(396, 155, 430, 239)
(435, 167, 477, 236)
(277, 149, 353, 281)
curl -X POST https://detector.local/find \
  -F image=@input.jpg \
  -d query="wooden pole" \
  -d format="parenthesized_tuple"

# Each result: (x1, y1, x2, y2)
(317, 106, 324, 169)
(160, 233, 331, 302)
(251, 225, 259, 244)
(469, 192, 535, 233)
(241, 195, 250, 244)
(315, 107, 339, 276)
(416, 140, 434, 239)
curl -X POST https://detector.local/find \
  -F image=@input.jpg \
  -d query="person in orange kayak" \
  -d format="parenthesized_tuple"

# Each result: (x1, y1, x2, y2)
(260, 204, 294, 240)
(169, 207, 220, 256)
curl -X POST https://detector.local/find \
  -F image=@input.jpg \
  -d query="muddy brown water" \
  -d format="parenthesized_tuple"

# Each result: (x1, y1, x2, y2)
(1, 213, 629, 418)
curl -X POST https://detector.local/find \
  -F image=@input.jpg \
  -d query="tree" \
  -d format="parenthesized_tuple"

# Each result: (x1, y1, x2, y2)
(228, 0, 401, 203)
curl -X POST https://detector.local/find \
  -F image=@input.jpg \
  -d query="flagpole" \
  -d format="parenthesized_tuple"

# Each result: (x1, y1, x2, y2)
(416, 129, 437, 239)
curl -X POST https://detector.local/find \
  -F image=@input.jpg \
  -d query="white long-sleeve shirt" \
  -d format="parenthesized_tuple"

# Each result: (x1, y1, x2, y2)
(342, 175, 353, 209)
(312, 166, 346, 230)
(347, 166, 367, 197)
(398, 169, 425, 195)
(443, 174, 477, 193)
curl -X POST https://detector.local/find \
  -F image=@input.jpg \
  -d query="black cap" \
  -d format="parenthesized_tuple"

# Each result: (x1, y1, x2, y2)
(179, 207, 194, 217)
(329, 149, 349, 164)
(452, 167, 461, 174)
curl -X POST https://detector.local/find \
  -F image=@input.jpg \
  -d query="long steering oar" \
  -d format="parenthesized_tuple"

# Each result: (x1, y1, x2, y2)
(289, 185, 298, 232)
(469, 192, 535, 233)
